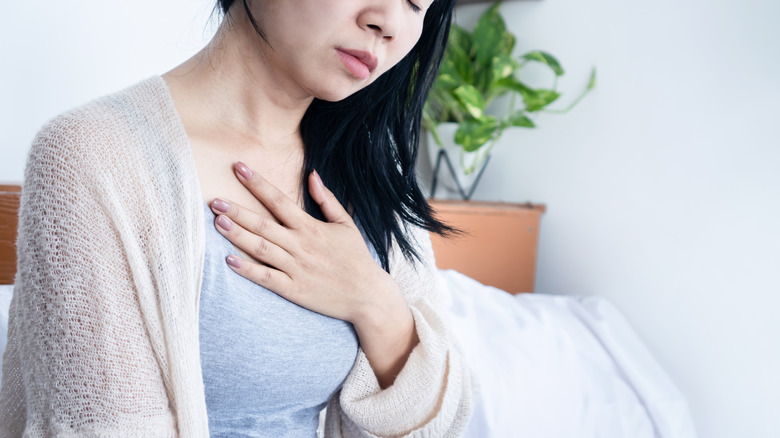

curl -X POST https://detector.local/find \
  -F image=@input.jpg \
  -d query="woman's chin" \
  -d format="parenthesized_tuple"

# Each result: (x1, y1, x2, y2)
(316, 89, 360, 103)
(312, 77, 374, 102)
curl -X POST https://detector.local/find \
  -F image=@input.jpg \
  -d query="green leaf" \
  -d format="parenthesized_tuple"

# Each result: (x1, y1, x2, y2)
(490, 54, 515, 82)
(472, 3, 508, 69)
(505, 111, 535, 128)
(492, 76, 528, 93)
(453, 85, 486, 119)
(536, 89, 561, 106)
(448, 25, 473, 58)
(522, 89, 561, 112)
(446, 25, 474, 84)
(455, 116, 498, 152)
(435, 72, 460, 90)
(501, 31, 516, 56)
(435, 59, 457, 87)
(520, 51, 565, 76)
(485, 54, 518, 102)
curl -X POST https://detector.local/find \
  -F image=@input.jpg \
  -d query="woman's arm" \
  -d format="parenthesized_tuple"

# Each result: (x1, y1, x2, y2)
(0, 118, 177, 436)
(325, 224, 477, 438)
(349, 288, 420, 390)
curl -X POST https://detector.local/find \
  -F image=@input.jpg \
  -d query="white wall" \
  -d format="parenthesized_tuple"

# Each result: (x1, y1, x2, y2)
(2, 1, 778, 437)
(423, 1, 779, 437)
(0, 0, 216, 183)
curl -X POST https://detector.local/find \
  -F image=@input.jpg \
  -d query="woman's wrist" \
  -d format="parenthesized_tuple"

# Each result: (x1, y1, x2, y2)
(352, 276, 420, 389)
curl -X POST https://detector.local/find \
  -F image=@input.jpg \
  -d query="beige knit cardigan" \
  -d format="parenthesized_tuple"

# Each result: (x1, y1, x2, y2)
(0, 77, 475, 437)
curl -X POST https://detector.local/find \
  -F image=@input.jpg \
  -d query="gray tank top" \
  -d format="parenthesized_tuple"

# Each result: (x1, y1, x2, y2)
(199, 203, 365, 437)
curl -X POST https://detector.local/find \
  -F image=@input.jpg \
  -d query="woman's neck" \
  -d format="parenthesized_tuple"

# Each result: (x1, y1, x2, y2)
(162, 9, 312, 156)
(162, 10, 312, 210)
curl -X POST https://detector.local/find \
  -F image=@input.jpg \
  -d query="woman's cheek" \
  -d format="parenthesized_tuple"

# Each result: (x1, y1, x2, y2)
(395, 30, 424, 66)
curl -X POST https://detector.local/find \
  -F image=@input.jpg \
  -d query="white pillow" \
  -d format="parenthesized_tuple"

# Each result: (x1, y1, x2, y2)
(438, 269, 696, 438)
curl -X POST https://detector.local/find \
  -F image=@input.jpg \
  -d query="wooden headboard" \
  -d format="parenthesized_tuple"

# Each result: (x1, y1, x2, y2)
(0, 185, 21, 285)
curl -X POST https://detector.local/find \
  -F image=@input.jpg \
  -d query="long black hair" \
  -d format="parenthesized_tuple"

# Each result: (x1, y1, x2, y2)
(216, 0, 457, 270)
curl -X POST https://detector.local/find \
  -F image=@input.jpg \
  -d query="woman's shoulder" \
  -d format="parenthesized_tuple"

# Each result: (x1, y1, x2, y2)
(28, 77, 188, 180)
(31, 76, 180, 161)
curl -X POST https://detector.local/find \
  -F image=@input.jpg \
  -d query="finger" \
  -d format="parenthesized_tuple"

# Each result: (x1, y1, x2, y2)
(215, 214, 296, 273)
(226, 255, 296, 298)
(210, 198, 289, 248)
(234, 161, 305, 229)
(309, 170, 352, 225)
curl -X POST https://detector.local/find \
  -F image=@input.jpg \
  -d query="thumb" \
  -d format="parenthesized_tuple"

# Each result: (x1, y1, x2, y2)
(309, 170, 350, 224)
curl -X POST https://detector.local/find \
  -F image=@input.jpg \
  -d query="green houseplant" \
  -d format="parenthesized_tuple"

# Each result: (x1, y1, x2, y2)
(423, 2, 596, 182)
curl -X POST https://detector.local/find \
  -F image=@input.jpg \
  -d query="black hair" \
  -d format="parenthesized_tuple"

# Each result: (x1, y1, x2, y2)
(216, 0, 457, 270)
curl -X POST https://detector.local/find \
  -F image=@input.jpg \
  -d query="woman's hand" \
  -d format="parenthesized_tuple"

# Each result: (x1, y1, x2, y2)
(210, 162, 419, 387)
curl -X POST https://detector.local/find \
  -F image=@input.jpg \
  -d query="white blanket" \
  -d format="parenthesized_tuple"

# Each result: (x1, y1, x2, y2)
(0, 275, 696, 437)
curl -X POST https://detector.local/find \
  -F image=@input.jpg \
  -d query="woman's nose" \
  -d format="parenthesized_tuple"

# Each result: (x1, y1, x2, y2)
(367, 23, 393, 41)
(358, 3, 401, 41)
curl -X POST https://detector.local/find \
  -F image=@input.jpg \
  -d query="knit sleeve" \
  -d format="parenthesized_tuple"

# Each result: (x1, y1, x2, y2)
(0, 118, 177, 436)
(324, 225, 477, 437)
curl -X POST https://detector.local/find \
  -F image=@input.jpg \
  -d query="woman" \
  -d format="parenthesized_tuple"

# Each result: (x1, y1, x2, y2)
(0, 0, 476, 436)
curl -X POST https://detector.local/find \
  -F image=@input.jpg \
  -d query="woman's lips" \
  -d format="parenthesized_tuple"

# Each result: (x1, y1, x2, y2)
(336, 49, 378, 80)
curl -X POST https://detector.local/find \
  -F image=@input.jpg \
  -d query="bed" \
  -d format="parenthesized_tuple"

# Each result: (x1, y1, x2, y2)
(0, 184, 696, 437)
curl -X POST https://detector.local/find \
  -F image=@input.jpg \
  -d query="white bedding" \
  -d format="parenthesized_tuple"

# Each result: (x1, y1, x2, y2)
(439, 269, 696, 438)
(0, 284, 11, 373)
(0, 275, 696, 437)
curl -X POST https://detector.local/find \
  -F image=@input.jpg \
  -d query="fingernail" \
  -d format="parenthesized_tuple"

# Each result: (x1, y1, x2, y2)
(212, 199, 230, 214)
(216, 215, 233, 231)
(235, 161, 253, 179)
(312, 169, 323, 187)
(226, 255, 242, 269)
